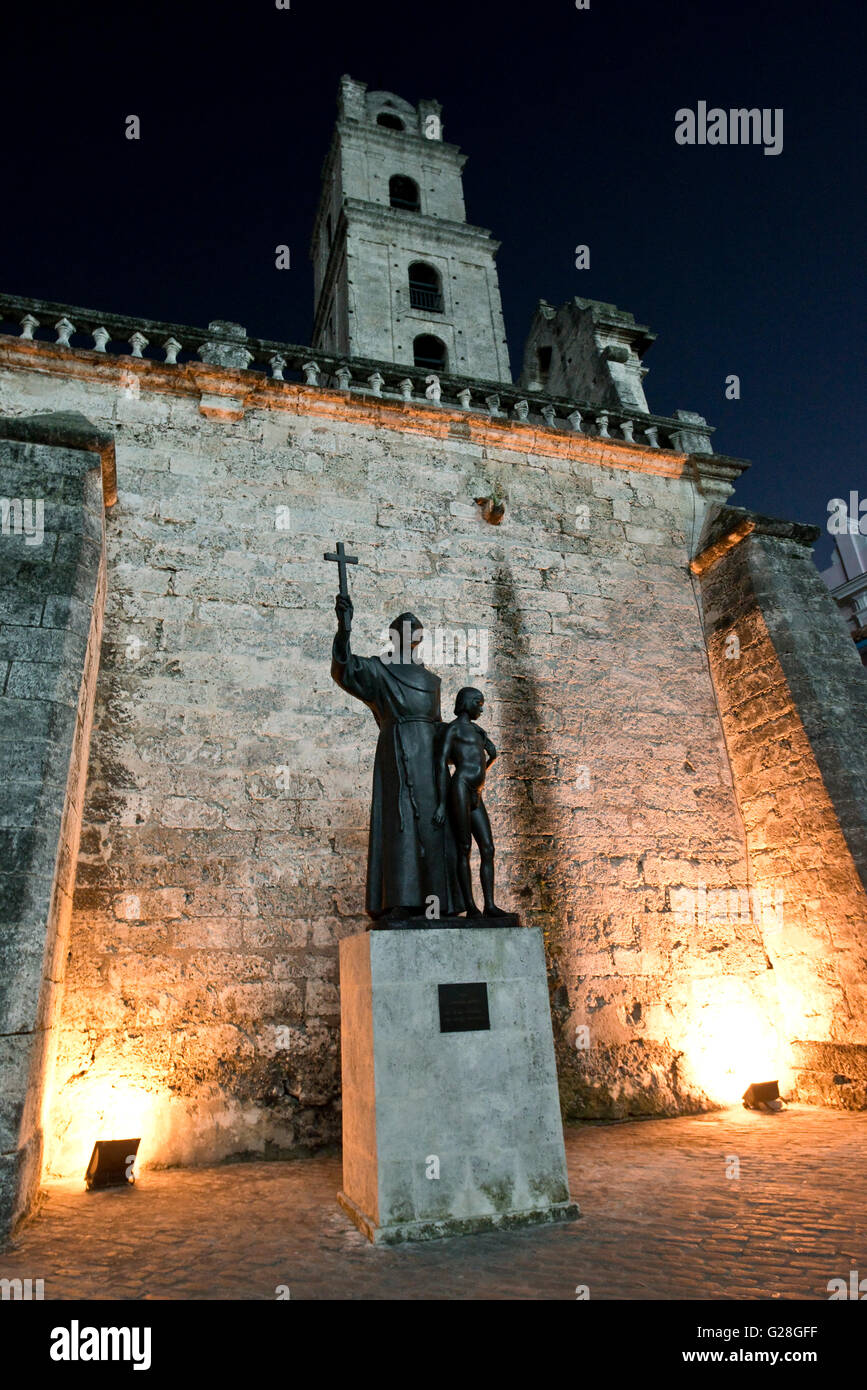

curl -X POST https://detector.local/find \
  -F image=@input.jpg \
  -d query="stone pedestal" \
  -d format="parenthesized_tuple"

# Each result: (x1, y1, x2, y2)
(338, 926, 580, 1243)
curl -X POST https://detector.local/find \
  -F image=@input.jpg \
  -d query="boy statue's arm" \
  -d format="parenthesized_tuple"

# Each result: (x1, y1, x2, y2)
(483, 732, 497, 769)
(433, 725, 454, 825)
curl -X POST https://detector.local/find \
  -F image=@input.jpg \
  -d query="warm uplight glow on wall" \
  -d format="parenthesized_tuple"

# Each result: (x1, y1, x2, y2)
(680, 981, 790, 1105)
(49, 1076, 169, 1181)
(88, 1081, 158, 1141)
(46, 1068, 265, 1180)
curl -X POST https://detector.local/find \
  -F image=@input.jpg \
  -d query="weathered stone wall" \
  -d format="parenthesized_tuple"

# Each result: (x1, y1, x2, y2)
(696, 512, 867, 1108)
(0, 343, 799, 1180)
(0, 419, 109, 1236)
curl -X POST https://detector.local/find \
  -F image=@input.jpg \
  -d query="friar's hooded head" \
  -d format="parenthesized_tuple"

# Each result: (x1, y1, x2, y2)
(388, 612, 424, 664)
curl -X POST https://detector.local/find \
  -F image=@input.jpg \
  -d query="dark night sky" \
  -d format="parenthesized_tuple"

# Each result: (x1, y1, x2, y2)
(3, 0, 863, 565)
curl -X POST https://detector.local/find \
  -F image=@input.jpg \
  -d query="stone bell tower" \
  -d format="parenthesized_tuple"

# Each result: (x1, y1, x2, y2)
(310, 75, 511, 383)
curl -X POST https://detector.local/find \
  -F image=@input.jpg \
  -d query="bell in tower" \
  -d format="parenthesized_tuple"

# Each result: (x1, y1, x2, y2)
(310, 75, 511, 383)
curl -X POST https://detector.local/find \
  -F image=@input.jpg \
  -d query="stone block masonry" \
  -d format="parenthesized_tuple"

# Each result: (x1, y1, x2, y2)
(0, 333, 863, 1210)
(695, 509, 867, 1108)
(0, 414, 113, 1239)
(338, 926, 578, 1242)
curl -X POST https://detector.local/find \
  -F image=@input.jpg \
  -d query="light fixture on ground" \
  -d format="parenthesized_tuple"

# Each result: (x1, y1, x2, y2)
(742, 1080, 782, 1111)
(85, 1137, 141, 1190)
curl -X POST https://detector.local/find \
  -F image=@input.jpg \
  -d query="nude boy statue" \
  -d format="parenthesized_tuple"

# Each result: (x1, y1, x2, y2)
(433, 687, 508, 919)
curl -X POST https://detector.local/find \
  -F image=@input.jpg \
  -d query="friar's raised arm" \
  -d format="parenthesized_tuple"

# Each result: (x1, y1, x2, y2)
(331, 593, 383, 708)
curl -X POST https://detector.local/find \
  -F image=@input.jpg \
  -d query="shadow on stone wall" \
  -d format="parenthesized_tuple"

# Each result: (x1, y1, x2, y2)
(488, 556, 613, 1113)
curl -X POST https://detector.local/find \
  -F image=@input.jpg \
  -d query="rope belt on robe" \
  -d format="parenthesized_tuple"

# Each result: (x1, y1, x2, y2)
(384, 715, 438, 851)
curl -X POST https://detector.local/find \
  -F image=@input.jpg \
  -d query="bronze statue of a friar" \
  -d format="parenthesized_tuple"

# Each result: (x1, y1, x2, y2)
(326, 540, 515, 926)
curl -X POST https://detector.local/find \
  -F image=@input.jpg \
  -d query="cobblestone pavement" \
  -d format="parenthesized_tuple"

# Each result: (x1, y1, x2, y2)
(2, 1106, 865, 1300)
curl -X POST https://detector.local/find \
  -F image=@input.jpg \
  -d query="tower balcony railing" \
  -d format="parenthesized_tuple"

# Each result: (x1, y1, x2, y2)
(408, 285, 444, 313)
(0, 291, 716, 455)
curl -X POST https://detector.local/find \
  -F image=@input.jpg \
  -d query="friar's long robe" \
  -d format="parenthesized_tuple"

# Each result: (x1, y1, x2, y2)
(331, 638, 464, 919)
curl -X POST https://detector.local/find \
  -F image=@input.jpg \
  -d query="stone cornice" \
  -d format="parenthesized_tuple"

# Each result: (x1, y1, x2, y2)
(0, 293, 717, 440)
(0, 292, 734, 463)
(0, 333, 731, 485)
(690, 518, 756, 576)
(337, 118, 468, 169)
(691, 506, 820, 575)
(343, 198, 499, 252)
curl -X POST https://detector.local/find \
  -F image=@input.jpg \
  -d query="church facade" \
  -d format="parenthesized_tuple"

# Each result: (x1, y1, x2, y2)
(1, 76, 866, 1240)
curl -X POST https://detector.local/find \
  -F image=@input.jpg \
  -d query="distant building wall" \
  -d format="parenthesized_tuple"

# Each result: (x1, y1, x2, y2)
(820, 532, 867, 666)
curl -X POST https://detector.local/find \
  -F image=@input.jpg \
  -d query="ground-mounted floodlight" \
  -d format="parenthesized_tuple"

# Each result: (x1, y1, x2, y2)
(84, 1138, 141, 1190)
(742, 1080, 782, 1111)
